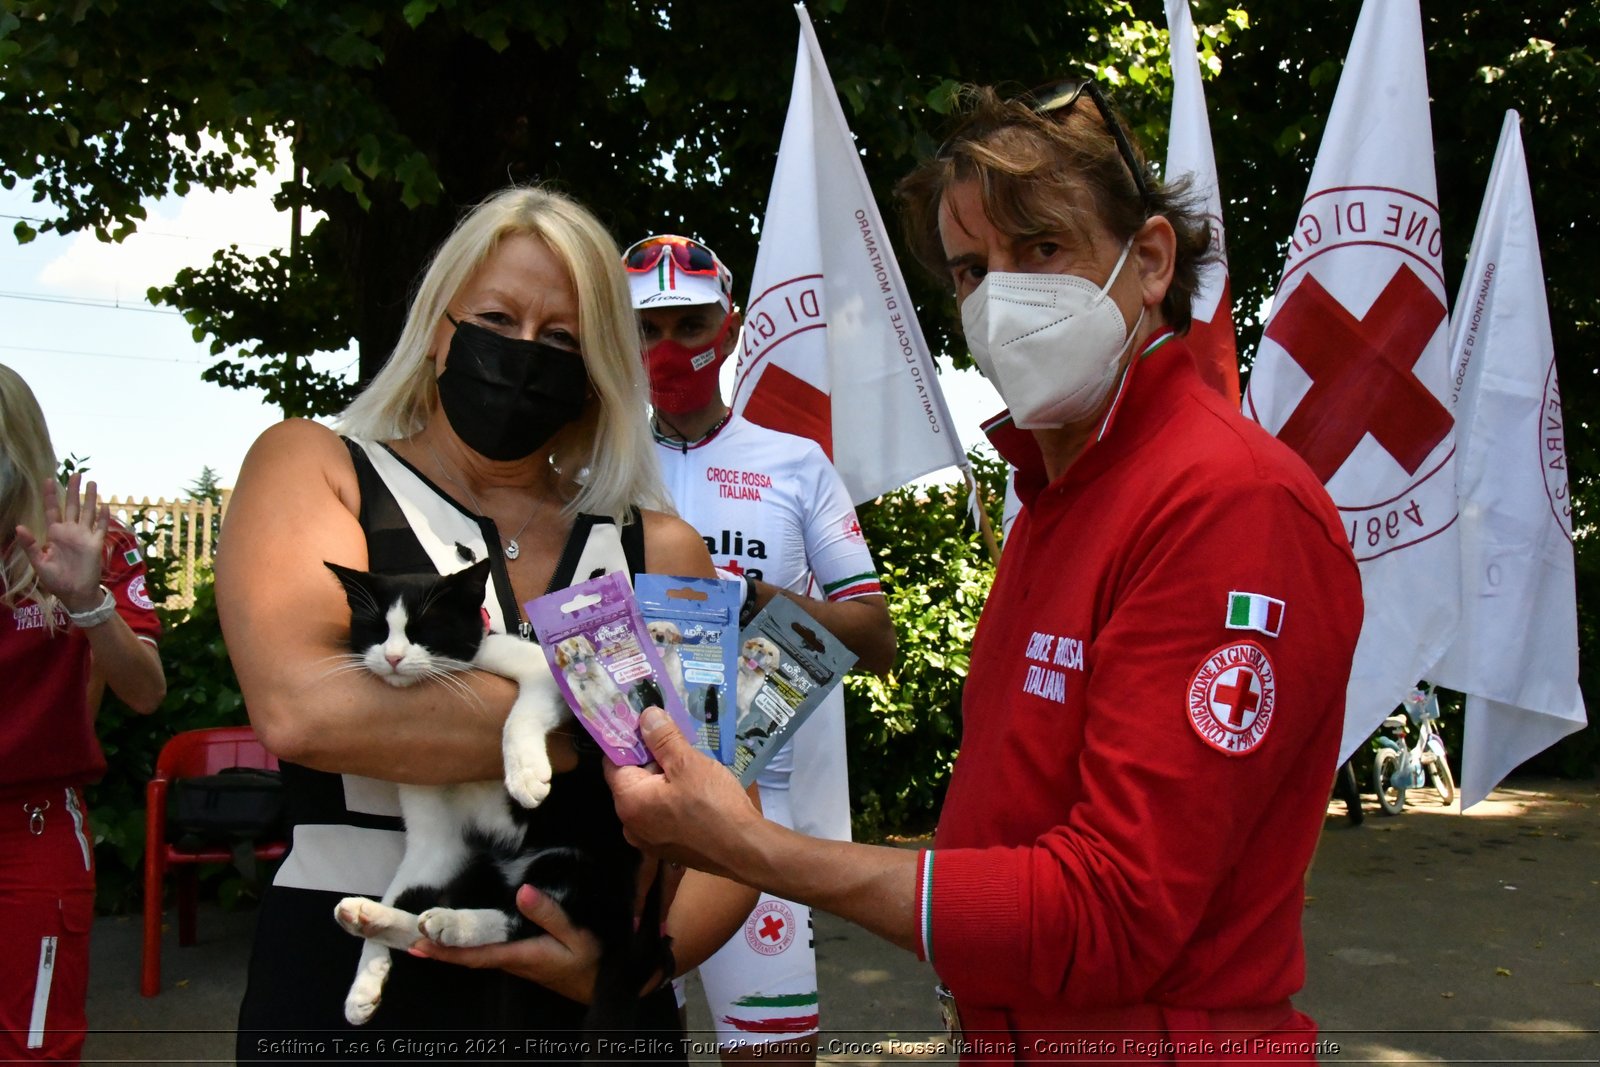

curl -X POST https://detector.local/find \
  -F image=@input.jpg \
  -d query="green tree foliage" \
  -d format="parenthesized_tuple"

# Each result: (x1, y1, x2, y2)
(846, 451, 1006, 838)
(89, 579, 253, 910)
(185, 465, 222, 505)
(0, 0, 1231, 396)
(87, 564, 251, 912)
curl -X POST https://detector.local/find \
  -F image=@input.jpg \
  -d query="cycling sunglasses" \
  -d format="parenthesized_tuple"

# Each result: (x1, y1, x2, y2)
(623, 235, 723, 276)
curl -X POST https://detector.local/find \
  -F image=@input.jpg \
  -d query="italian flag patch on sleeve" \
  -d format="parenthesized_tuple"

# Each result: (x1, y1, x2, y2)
(123, 548, 142, 566)
(1226, 591, 1284, 637)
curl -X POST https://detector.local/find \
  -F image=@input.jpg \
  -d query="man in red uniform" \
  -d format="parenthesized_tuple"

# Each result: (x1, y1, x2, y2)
(605, 84, 1362, 1064)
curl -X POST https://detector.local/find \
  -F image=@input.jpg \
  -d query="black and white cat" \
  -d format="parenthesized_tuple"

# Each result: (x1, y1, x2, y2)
(322, 559, 668, 1031)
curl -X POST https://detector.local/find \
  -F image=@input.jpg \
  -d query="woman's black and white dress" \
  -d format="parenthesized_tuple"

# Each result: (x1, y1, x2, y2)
(235, 438, 682, 1062)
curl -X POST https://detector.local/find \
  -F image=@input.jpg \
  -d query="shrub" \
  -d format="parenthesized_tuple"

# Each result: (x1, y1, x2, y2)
(86, 564, 251, 913)
(845, 449, 1006, 839)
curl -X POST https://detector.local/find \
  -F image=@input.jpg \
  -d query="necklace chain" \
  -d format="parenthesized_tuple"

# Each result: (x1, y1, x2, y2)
(653, 409, 732, 453)
(423, 443, 539, 560)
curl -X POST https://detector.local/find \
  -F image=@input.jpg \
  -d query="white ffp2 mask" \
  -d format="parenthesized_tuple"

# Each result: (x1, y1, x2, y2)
(961, 240, 1140, 429)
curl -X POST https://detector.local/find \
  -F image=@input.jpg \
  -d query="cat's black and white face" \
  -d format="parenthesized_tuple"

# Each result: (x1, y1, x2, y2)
(325, 559, 491, 687)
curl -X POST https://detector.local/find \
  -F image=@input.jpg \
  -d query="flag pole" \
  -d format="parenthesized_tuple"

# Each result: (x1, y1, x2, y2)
(963, 464, 1002, 566)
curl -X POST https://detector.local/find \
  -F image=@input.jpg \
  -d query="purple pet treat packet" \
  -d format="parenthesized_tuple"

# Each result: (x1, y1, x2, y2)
(526, 572, 696, 765)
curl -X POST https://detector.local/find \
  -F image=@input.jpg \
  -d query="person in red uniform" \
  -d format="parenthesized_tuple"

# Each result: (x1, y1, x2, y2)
(603, 83, 1363, 1064)
(1, 364, 166, 1063)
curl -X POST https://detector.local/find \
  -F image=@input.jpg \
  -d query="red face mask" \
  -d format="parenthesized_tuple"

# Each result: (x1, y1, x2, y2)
(643, 313, 735, 415)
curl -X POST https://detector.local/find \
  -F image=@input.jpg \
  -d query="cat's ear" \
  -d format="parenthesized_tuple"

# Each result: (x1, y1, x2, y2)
(447, 557, 492, 594)
(324, 560, 369, 596)
(432, 558, 491, 613)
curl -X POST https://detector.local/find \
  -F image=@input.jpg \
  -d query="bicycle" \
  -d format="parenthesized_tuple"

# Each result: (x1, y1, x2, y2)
(1371, 684, 1455, 814)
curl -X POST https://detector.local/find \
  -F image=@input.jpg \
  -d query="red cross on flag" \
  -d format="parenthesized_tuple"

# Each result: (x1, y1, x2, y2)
(1427, 112, 1587, 809)
(1163, 0, 1239, 406)
(730, 3, 968, 505)
(1243, 0, 1460, 762)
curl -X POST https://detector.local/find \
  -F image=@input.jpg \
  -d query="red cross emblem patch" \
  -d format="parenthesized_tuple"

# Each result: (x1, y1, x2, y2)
(1186, 641, 1277, 756)
(743, 899, 797, 956)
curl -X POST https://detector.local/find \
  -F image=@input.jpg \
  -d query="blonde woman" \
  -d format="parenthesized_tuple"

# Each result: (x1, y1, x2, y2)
(1, 364, 165, 1063)
(218, 186, 754, 1058)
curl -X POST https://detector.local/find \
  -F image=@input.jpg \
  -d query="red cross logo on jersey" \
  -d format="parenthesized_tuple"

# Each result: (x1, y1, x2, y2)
(1213, 668, 1260, 730)
(744, 899, 798, 955)
(1264, 264, 1450, 484)
(721, 558, 746, 576)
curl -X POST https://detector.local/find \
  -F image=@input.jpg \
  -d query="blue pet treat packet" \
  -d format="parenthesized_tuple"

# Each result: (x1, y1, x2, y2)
(635, 574, 741, 764)
(525, 572, 694, 765)
(730, 596, 856, 787)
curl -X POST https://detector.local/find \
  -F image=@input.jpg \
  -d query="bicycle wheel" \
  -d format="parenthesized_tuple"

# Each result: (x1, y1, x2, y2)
(1373, 749, 1406, 815)
(1430, 753, 1456, 806)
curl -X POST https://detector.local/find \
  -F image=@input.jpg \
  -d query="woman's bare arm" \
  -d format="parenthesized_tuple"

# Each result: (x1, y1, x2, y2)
(639, 508, 717, 580)
(215, 419, 524, 782)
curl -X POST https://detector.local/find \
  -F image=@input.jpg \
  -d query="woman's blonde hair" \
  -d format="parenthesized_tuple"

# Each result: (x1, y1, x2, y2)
(0, 363, 58, 612)
(337, 185, 668, 523)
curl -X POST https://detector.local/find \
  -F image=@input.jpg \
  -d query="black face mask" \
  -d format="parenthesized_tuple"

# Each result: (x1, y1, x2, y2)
(436, 318, 591, 462)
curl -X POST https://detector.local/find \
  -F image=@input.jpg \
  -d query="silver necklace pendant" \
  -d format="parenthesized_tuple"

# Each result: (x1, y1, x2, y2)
(505, 540, 521, 560)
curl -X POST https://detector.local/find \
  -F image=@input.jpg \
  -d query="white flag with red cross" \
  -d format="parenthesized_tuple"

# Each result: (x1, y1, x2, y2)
(1243, 0, 1460, 762)
(1427, 111, 1587, 809)
(730, 3, 967, 505)
(1163, 0, 1239, 405)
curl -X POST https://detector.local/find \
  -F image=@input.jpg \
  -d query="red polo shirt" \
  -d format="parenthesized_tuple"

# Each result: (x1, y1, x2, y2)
(919, 332, 1362, 1062)
(1, 528, 162, 792)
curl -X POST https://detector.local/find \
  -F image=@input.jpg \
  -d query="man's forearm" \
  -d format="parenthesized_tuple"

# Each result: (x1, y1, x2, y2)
(716, 816, 921, 954)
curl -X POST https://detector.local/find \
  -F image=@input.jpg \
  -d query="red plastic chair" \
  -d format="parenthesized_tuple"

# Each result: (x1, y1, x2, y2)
(141, 725, 285, 996)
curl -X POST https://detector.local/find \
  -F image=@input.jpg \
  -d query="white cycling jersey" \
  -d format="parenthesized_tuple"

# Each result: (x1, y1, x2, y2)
(658, 414, 880, 784)
(657, 412, 880, 1046)
(657, 413, 881, 605)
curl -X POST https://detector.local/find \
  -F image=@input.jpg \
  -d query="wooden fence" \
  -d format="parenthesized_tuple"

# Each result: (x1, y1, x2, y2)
(105, 491, 232, 610)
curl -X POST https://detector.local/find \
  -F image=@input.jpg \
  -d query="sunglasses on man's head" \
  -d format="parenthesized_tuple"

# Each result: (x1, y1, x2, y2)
(936, 79, 1151, 213)
(1020, 79, 1152, 212)
(623, 236, 721, 276)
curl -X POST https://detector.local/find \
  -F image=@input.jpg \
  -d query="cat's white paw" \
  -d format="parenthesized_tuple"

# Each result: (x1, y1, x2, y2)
(335, 898, 420, 948)
(504, 743, 553, 808)
(343, 953, 391, 1026)
(334, 897, 382, 938)
(476, 633, 548, 681)
(418, 907, 514, 947)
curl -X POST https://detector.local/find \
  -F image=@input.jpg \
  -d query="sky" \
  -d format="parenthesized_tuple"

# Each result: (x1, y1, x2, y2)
(0, 174, 1000, 504)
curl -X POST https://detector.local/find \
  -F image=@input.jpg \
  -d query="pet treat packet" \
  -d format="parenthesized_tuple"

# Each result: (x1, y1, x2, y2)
(635, 574, 741, 764)
(730, 595, 857, 786)
(525, 572, 695, 765)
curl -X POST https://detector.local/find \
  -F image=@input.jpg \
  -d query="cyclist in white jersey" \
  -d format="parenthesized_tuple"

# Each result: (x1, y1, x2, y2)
(625, 235, 896, 1064)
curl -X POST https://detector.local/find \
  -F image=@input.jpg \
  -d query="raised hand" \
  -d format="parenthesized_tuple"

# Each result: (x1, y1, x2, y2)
(13, 472, 110, 612)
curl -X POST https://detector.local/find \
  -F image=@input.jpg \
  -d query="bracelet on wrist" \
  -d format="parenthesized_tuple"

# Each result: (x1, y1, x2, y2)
(65, 585, 118, 629)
